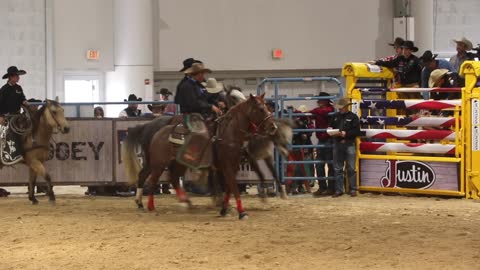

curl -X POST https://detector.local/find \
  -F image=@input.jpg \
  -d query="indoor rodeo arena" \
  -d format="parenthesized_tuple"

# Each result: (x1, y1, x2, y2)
(1, 0, 480, 270)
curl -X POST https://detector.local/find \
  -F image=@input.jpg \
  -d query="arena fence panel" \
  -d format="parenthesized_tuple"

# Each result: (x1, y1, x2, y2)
(342, 61, 480, 199)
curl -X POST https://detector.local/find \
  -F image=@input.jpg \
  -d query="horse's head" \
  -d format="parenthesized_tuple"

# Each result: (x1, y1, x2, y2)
(245, 93, 277, 135)
(43, 100, 70, 134)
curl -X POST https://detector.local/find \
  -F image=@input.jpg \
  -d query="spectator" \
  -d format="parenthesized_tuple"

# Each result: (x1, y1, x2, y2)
(429, 69, 455, 101)
(285, 105, 313, 194)
(450, 37, 475, 73)
(94, 106, 104, 118)
(420, 50, 453, 99)
(330, 98, 362, 197)
(371, 37, 404, 62)
(143, 104, 165, 118)
(375, 40, 422, 88)
(310, 92, 335, 196)
(119, 94, 142, 118)
(159, 88, 176, 115)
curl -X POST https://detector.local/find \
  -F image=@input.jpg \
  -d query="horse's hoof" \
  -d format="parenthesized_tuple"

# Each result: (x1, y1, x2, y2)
(137, 203, 144, 209)
(148, 206, 155, 211)
(31, 199, 39, 205)
(220, 207, 229, 217)
(239, 212, 249, 220)
(280, 192, 288, 200)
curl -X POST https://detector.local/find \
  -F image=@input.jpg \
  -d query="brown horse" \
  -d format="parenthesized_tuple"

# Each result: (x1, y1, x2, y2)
(123, 94, 275, 219)
(0, 100, 70, 204)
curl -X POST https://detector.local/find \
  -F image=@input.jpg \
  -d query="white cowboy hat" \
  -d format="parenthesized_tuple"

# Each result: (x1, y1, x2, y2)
(297, 105, 309, 113)
(333, 98, 352, 110)
(184, 63, 212, 75)
(202, 78, 223, 94)
(428, 69, 449, 88)
(452, 37, 473, 51)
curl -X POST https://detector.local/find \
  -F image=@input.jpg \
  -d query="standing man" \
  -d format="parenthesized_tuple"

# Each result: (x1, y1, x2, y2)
(330, 98, 362, 197)
(159, 88, 176, 115)
(450, 37, 474, 73)
(119, 94, 142, 118)
(310, 92, 335, 196)
(0, 66, 29, 126)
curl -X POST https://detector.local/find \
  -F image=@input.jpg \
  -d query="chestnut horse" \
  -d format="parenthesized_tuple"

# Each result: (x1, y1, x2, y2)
(123, 94, 275, 219)
(0, 100, 70, 204)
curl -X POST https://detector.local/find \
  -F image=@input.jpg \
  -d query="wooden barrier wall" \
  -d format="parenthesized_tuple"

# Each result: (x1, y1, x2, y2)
(0, 118, 274, 186)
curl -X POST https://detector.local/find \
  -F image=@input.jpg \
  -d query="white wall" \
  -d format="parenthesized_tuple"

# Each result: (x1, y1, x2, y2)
(157, 0, 394, 71)
(53, 0, 114, 71)
(411, 0, 434, 54)
(0, 0, 46, 99)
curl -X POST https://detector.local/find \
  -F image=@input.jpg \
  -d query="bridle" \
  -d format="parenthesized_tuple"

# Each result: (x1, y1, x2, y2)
(45, 104, 64, 134)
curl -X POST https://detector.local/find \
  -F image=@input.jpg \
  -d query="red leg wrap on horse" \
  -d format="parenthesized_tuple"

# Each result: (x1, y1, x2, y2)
(223, 194, 230, 207)
(175, 188, 187, 202)
(147, 194, 155, 210)
(236, 199, 245, 213)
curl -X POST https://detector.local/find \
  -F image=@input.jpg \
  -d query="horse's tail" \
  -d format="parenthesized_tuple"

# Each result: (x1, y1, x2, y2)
(122, 125, 143, 185)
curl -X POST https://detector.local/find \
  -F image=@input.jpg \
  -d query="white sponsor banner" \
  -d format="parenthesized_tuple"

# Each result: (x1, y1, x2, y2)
(472, 99, 480, 151)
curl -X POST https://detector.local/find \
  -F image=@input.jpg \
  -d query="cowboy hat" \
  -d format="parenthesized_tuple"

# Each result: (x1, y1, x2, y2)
(333, 98, 352, 110)
(124, 94, 142, 102)
(453, 37, 473, 51)
(297, 105, 309, 113)
(400, 40, 419, 52)
(179, 58, 203, 72)
(201, 78, 223, 94)
(388, 37, 405, 47)
(147, 104, 165, 112)
(428, 69, 449, 88)
(317, 92, 332, 104)
(2, 66, 26, 79)
(419, 50, 438, 63)
(160, 88, 172, 96)
(27, 98, 42, 103)
(184, 63, 212, 75)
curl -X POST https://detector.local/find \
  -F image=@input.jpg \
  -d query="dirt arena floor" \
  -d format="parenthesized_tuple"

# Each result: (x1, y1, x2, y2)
(1, 187, 480, 270)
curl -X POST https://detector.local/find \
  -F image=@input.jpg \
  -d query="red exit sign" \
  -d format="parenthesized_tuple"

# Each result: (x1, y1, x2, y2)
(272, 48, 283, 59)
(86, 50, 100, 60)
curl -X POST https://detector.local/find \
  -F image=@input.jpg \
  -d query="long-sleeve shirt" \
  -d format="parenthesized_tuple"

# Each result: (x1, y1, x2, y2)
(310, 105, 334, 141)
(330, 111, 362, 143)
(421, 59, 454, 88)
(0, 83, 26, 116)
(174, 77, 212, 115)
(375, 54, 422, 85)
(449, 53, 474, 73)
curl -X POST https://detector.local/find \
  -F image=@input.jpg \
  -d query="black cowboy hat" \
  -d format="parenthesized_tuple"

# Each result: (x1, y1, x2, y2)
(124, 94, 142, 102)
(400, 40, 419, 52)
(317, 92, 332, 104)
(27, 98, 42, 103)
(179, 58, 204, 72)
(2, 66, 26, 79)
(160, 88, 172, 96)
(148, 103, 165, 112)
(388, 37, 405, 47)
(419, 50, 438, 63)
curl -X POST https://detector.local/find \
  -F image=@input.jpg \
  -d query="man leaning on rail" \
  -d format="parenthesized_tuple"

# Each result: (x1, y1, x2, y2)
(328, 98, 362, 198)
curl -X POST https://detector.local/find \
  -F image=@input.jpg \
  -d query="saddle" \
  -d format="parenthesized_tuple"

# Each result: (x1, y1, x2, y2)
(169, 113, 213, 170)
(0, 115, 30, 165)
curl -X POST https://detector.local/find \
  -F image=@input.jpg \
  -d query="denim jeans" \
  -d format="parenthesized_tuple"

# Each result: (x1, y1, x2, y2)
(316, 139, 334, 191)
(333, 141, 357, 193)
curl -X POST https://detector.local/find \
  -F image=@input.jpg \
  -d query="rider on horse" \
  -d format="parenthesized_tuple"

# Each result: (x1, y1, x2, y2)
(0, 66, 29, 126)
(0, 66, 30, 164)
(173, 60, 222, 169)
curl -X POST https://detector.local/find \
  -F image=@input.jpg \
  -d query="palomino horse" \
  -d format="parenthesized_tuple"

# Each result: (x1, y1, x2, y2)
(123, 94, 275, 219)
(0, 100, 70, 204)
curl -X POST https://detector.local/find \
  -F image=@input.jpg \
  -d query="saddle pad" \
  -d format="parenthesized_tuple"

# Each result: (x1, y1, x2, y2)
(176, 133, 212, 170)
(1, 129, 23, 165)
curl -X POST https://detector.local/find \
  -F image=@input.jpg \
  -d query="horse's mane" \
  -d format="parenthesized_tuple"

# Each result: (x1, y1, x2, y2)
(31, 100, 60, 134)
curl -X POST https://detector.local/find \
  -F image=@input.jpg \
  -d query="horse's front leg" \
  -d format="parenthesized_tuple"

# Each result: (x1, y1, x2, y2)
(28, 168, 38, 204)
(30, 160, 55, 203)
(247, 153, 267, 202)
(265, 156, 287, 199)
